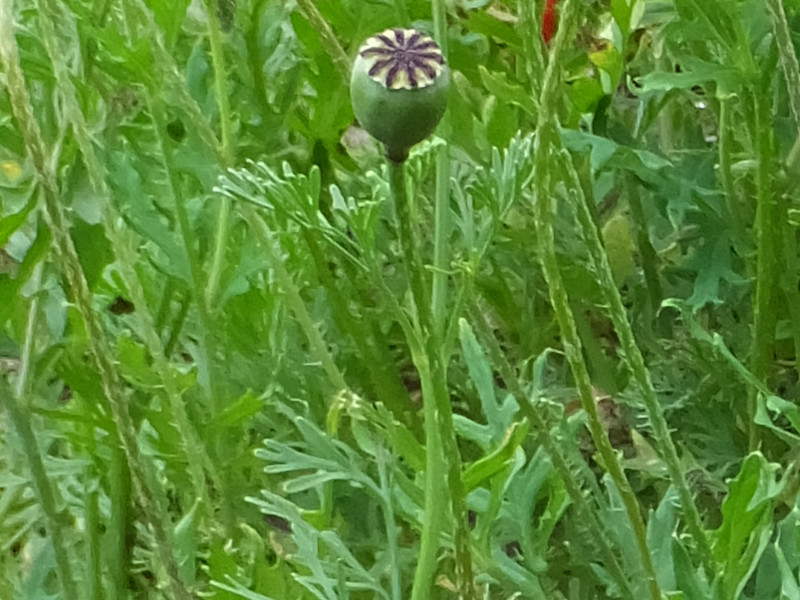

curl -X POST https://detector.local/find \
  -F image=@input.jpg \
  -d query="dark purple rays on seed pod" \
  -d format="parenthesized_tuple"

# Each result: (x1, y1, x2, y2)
(357, 28, 446, 91)
(350, 28, 449, 162)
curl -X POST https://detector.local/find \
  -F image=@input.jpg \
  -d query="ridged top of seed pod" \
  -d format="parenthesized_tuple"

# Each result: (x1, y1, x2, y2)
(356, 28, 446, 91)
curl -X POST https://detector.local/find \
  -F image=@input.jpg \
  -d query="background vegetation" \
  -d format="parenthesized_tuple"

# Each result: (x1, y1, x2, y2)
(2, 0, 800, 598)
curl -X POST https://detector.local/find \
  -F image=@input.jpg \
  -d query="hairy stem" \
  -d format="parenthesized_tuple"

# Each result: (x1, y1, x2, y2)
(300, 229, 418, 428)
(749, 89, 777, 452)
(517, 0, 545, 101)
(37, 0, 230, 532)
(529, 0, 661, 597)
(391, 148, 474, 597)
(409, 352, 448, 600)
(203, 0, 235, 309)
(125, 0, 222, 160)
(431, 0, 451, 334)
(377, 449, 402, 600)
(562, 152, 717, 576)
(767, 0, 800, 131)
(718, 99, 746, 248)
(107, 445, 132, 600)
(148, 94, 222, 407)
(767, 0, 800, 395)
(467, 305, 634, 599)
(3, 265, 79, 600)
(625, 180, 663, 313)
(533, 160, 660, 598)
(294, 0, 351, 83)
(246, 207, 349, 394)
(430, 345, 475, 600)
(0, 5, 189, 598)
(431, 7, 475, 592)
(388, 159, 430, 329)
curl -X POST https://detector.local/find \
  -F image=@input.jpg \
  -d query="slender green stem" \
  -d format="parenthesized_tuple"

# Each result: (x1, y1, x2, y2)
(374, 168, 450, 600)
(467, 304, 634, 599)
(3, 265, 79, 600)
(203, 0, 234, 164)
(409, 352, 448, 600)
(300, 228, 418, 429)
(533, 161, 660, 599)
(246, 207, 349, 394)
(148, 93, 220, 407)
(517, 0, 545, 101)
(245, 0, 272, 126)
(530, 1, 661, 597)
(36, 0, 227, 533)
(767, 0, 800, 395)
(203, 0, 234, 310)
(5, 396, 80, 600)
(85, 471, 103, 600)
(562, 152, 717, 577)
(344, 341, 436, 600)
(767, 0, 800, 132)
(430, 8, 475, 591)
(430, 345, 475, 600)
(780, 206, 800, 402)
(125, 0, 223, 161)
(389, 159, 430, 329)
(391, 149, 474, 597)
(294, 0, 351, 83)
(381, 261, 474, 600)
(718, 100, 746, 248)
(749, 89, 777, 451)
(625, 181, 662, 313)
(377, 449, 402, 600)
(165, 292, 191, 357)
(431, 0, 450, 335)
(107, 446, 131, 600)
(0, 7, 189, 600)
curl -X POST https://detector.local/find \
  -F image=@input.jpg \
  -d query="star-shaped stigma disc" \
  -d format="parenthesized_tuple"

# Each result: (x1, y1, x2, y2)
(357, 28, 446, 91)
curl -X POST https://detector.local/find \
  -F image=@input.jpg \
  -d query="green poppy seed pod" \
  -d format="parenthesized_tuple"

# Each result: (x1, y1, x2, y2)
(350, 28, 450, 163)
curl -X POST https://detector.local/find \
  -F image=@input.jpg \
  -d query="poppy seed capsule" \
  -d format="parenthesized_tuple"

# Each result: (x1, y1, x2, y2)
(350, 28, 449, 163)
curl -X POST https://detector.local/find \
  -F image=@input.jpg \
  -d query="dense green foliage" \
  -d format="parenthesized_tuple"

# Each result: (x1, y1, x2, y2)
(2, 0, 800, 598)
